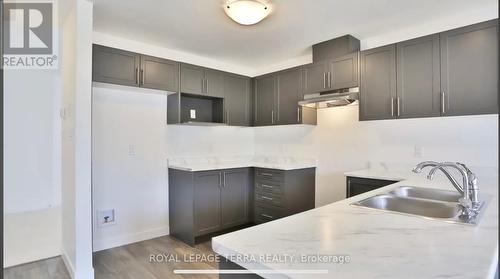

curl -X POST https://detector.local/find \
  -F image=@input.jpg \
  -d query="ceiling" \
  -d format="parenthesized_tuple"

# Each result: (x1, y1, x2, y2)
(94, 0, 497, 75)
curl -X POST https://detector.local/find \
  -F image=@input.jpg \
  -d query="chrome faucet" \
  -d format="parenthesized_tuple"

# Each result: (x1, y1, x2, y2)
(413, 161, 480, 219)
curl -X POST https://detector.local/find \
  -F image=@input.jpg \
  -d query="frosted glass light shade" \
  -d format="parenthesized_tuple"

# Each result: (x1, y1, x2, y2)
(224, 0, 271, 25)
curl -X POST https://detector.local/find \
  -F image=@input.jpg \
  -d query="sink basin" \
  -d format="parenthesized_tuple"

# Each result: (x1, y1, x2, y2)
(389, 186, 461, 202)
(352, 194, 460, 219)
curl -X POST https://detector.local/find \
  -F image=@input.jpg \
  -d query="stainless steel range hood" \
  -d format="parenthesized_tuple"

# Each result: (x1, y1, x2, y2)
(299, 87, 359, 109)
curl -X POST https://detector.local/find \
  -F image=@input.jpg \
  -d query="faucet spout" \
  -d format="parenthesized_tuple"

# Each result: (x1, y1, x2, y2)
(413, 161, 481, 219)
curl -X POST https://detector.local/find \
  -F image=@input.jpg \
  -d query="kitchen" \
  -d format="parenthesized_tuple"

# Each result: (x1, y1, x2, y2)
(2, 0, 498, 278)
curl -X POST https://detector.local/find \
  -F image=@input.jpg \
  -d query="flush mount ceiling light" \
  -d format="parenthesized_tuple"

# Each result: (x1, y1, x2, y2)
(223, 0, 272, 25)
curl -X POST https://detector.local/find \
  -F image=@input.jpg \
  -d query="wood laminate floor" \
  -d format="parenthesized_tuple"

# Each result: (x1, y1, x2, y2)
(93, 236, 218, 279)
(3, 256, 71, 279)
(4, 236, 218, 279)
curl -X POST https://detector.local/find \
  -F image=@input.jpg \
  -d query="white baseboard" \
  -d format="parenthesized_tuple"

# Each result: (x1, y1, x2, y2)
(93, 226, 169, 252)
(61, 250, 75, 279)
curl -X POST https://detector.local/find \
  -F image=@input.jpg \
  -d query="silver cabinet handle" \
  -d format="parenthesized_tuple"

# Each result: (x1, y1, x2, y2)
(201, 79, 205, 93)
(223, 172, 226, 188)
(396, 97, 401, 117)
(323, 73, 326, 89)
(261, 184, 273, 189)
(297, 107, 300, 123)
(135, 68, 139, 85)
(441, 91, 446, 115)
(271, 110, 274, 124)
(391, 98, 395, 117)
(260, 214, 273, 219)
(206, 79, 209, 94)
(328, 72, 332, 88)
(219, 172, 222, 188)
(260, 172, 273, 177)
(141, 69, 145, 85)
(261, 196, 273, 201)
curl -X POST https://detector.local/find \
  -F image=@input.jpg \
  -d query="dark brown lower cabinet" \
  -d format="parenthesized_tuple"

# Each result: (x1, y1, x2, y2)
(346, 176, 398, 198)
(169, 168, 252, 246)
(169, 167, 316, 246)
(254, 168, 316, 225)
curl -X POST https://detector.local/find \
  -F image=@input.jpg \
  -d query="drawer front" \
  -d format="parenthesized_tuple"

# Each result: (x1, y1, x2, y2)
(255, 192, 284, 208)
(255, 205, 284, 224)
(255, 168, 284, 183)
(255, 180, 284, 195)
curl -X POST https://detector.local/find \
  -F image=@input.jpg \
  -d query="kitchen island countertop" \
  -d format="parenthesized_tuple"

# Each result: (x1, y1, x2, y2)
(212, 167, 499, 279)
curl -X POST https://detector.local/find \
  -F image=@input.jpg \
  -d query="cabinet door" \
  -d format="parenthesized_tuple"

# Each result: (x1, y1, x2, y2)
(181, 64, 205, 95)
(254, 75, 276, 126)
(440, 20, 498, 116)
(92, 45, 140, 87)
(277, 68, 302, 125)
(194, 171, 221, 236)
(140, 55, 179, 92)
(205, 69, 225, 98)
(329, 52, 358, 90)
(302, 61, 328, 95)
(359, 44, 397, 121)
(224, 75, 250, 126)
(346, 177, 397, 198)
(221, 169, 249, 228)
(397, 34, 441, 118)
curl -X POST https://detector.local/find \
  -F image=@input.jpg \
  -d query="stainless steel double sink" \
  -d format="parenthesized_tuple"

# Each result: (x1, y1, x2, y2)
(351, 186, 487, 225)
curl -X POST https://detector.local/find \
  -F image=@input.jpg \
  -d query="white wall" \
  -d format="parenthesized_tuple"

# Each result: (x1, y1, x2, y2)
(91, 85, 254, 251)
(254, 106, 498, 206)
(3, 69, 62, 267)
(60, 0, 94, 278)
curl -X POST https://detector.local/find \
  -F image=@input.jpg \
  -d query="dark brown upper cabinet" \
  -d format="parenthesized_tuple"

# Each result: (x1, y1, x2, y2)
(180, 64, 205, 95)
(302, 61, 329, 95)
(180, 64, 225, 97)
(329, 52, 359, 90)
(205, 69, 225, 98)
(140, 55, 179, 92)
(254, 74, 276, 126)
(360, 44, 397, 121)
(440, 19, 498, 116)
(302, 53, 359, 95)
(92, 45, 179, 92)
(396, 34, 441, 118)
(93, 45, 141, 87)
(254, 69, 317, 127)
(276, 67, 303, 125)
(360, 19, 498, 121)
(223, 74, 251, 126)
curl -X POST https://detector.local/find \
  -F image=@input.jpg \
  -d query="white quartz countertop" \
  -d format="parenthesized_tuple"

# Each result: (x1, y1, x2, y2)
(168, 156, 316, 171)
(212, 168, 499, 279)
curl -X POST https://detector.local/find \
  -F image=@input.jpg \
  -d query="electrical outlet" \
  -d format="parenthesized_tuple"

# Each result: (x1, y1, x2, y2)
(98, 209, 116, 227)
(128, 144, 136, 156)
(414, 145, 423, 158)
(190, 109, 196, 119)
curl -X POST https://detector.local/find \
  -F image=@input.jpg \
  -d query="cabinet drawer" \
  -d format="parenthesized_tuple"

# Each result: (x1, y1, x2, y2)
(255, 180, 284, 195)
(255, 205, 284, 224)
(255, 192, 284, 207)
(255, 168, 284, 183)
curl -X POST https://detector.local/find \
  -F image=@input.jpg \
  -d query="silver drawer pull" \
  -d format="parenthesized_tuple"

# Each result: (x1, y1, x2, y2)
(261, 214, 273, 219)
(261, 196, 273, 201)
(260, 172, 273, 177)
(261, 184, 274, 189)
